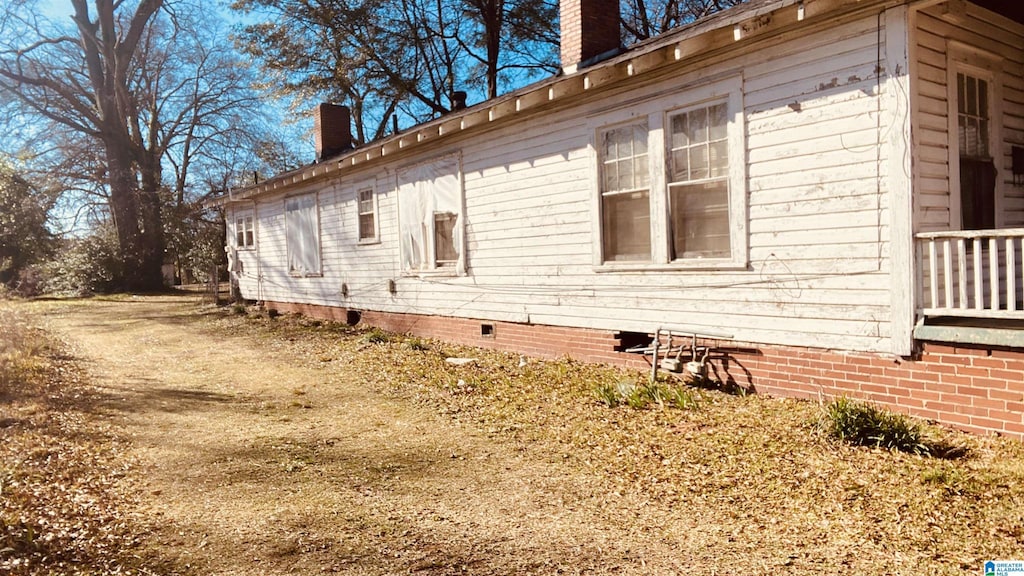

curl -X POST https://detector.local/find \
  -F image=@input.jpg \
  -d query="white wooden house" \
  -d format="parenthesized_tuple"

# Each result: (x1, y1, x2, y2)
(212, 0, 1024, 438)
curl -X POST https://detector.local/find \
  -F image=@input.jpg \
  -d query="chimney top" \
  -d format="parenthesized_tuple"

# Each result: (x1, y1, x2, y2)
(560, 0, 621, 74)
(451, 91, 468, 111)
(314, 103, 353, 162)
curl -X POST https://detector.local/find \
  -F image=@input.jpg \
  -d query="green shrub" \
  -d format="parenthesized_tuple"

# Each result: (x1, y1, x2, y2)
(360, 327, 393, 344)
(403, 337, 430, 351)
(40, 227, 122, 296)
(595, 380, 701, 410)
(820, 397, 930, 455)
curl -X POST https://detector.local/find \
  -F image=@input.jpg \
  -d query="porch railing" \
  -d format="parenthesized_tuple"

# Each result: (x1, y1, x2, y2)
(915, 229, 1024, 320)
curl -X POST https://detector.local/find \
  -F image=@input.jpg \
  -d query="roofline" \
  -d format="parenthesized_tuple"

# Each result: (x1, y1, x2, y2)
(207, 0, 896, 207)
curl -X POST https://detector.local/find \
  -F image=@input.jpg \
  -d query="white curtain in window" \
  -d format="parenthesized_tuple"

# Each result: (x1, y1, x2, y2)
(285, 194, 321, 276)
(397, 157, 462, 272)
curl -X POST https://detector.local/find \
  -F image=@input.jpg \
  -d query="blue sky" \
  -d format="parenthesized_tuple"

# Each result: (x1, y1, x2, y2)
(36, 1, 73, 19)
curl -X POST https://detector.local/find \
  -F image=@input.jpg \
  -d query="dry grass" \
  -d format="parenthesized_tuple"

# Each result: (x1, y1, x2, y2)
(5, 294, 1024, 575)
(0, 302, 159, 575)
(234, 309, 1024, 575)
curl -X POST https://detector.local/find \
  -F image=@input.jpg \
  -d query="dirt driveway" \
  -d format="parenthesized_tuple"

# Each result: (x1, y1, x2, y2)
(39, 295, 679, 575)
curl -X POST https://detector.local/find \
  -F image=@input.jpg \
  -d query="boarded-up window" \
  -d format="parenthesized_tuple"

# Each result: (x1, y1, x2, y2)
(235, 214, 254, 248)
(397, 156, 463, 273)
(358, 188, 376, 241)
(668, 102, 730, 259)
(285, 193, 321, 276)
(600, 122, 651, 262)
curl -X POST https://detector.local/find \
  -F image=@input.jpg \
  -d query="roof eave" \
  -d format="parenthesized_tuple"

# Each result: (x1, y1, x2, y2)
(207, 0, 888, 207)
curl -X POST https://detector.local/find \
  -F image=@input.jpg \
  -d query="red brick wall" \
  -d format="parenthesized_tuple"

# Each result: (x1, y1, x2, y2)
(713, 343, 1024, 439)
(559, 0, 620, 69)
(264, 301, 1024, 440)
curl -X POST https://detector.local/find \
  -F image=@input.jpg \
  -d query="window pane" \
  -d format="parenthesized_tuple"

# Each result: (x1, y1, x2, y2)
(690, 145, 709, 180)
(360, 214, 375, 239)
(709, 103, 728, 140)
(688, 109, 707, 144)
(979, 79, 989, 121)
(359, 190, 373, 213)
(671, 148, 689, 182)
(236, 229, 245, 247)
(360, 214, 375, 238)
(966, 75, 977, 116)
(602, 191, 651, 261)
(979, 120, 988, 157)
(603, 162, 618, 192)
(602, 130, 616, 159)
(601, 123, 648, 193)
(633, 125, 648, 155)
(670, 102, 728, 185)
(957, 73, 966, 114)
(709, 140, 728, 178)
(966, 117, 979, 156)
(618, 158, 634, 190)
(671, 180, 730, 259)
(434, 212, 458, 264)
(671, 115, 688, 148)
(635, 155, 650, 188)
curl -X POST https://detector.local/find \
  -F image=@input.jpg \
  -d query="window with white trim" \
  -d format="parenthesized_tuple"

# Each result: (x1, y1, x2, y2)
(594, 77, 746, 269)
(285, 193, 321, 276)
(668, 102, 730, 259)
(235, 213, 254, 249)
(357, 188, 377, 242)
(946, 41, 1003, 232)
(600, 122, 651, 261)
(397, 156, 465, 274)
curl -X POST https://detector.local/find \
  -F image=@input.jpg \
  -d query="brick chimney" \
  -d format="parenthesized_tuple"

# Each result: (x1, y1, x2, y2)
(560, 0, 621, 74)
(314, 103, 352, 162)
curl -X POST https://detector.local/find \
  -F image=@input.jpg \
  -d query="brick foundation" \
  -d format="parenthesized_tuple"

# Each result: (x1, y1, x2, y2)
(264, 301, 1024, 440)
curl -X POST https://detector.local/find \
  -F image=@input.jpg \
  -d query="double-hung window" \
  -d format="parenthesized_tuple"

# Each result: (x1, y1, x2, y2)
(668, 102, 730, 259)
(285, 193, 322, 277)
(600, 123, 652, 261)
(594, 76, 745, 269)
(357, 188, 378, 242)
(235, 213, 254, 249)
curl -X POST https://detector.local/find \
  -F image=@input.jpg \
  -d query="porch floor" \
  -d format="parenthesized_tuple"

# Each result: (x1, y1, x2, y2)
(914, 316, 1024, 348)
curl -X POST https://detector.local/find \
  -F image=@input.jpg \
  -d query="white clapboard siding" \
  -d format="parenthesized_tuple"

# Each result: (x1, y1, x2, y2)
(229, 10, 923, 353)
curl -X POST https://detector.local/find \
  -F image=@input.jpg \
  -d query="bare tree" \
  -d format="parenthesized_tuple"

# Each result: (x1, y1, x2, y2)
(621, 0, 748, 44)
(232, 0, 558, 140)
(0, 0, 289, 290)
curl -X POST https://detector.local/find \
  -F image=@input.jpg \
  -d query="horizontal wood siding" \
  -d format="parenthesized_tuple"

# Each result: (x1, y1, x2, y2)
(234, 11, 901, 354)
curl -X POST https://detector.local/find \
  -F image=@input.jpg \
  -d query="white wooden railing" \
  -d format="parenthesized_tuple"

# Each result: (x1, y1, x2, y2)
(916, 229, 1024, 319)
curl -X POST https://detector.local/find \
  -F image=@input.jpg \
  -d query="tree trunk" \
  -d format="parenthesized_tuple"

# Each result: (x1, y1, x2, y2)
(105, 140, 165, 292)
(137, 153, 166, 291)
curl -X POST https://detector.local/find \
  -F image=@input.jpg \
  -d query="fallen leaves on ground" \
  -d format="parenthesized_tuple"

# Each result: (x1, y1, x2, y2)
(222, 307, 1024, 575)
(0, 304, 166, 575)
(4, 296, 1024, 575)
